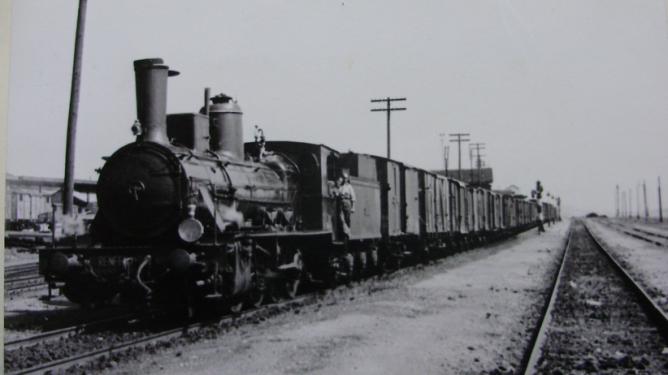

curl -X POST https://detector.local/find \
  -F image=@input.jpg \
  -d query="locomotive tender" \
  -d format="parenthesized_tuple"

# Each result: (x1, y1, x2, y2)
(39, 58, 557, 311)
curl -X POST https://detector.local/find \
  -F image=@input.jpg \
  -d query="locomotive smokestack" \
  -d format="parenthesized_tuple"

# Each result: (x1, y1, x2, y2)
(209, 93, 243, 160)
(133, 58, 179, 144)
(204, 88, 210, 116)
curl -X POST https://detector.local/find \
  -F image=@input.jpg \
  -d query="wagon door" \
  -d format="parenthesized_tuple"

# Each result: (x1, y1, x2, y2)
(450, 181, 461, 233)
(404, 168, 420, 235)
(439, 178, 450, 234)
(424, 174, 436, 235)
(389, 163, 402, 236)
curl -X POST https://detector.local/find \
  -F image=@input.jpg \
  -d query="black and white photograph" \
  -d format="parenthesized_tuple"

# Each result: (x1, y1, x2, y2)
(3, 1, 668, 374)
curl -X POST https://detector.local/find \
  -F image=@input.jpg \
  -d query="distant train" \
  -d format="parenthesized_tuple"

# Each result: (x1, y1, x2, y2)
(39, 58, 558, 313)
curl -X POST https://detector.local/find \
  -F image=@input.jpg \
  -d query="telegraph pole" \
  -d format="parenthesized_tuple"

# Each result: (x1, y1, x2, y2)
(444, 146, 449, 175)
(616, 185, 619, 218)
(636, 183, 640, 219)
(629, 189, 632, 218)
(659, 177, 663, 222)
(622, 191, 626, 218)
(643, 180, 648, 221)
(371, 97, 406, 159)
(439, 134, 449, 175)
(469, 147, 473, 181)
(470, 143, 485, 185)
(449, 133, 470, 180)
(63, 0, 88, 216)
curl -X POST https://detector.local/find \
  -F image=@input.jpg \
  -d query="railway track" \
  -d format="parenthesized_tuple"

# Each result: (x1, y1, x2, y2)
(5, 262, 46, 294)
(5, 263, 39, 278)
(521, 221, 668, 374)
(4, 291, 319, 375)
(4, 311, 147, 351)
(601, 220, 668, 246)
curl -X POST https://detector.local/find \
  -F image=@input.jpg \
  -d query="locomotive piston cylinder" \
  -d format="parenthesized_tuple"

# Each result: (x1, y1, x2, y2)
(133, 58, 179, 145)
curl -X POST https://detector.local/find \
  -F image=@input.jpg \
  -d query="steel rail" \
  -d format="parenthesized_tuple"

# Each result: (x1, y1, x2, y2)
(521, 223, 574, 375)
(583, 222, 668, 335)
(5, 263, 39, 272)
(5, 293, 316, 375)
(5, 269, 40, 279)
(631, 226, 668, 241)
(599, 220, 664, 246)
(5, 312, 144, 351)
(5, 275, 43, 284)
(5, 283, 47, 293)
(5, 266, 39, 276)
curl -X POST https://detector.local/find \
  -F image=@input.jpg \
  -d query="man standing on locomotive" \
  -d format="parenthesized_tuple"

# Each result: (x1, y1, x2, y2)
(338, 172, 356, 239)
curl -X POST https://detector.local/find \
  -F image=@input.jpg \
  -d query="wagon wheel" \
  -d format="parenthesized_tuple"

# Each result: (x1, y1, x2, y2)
(267, 282, 283, 303)
(422, 246, 430, 265)
(284, 251, 303, 299)
(357, 251, 368, 279)
(285, 273, 301, 300)
(394, 256, 402, 271)
(228, 297, 244, 315)
(377, 253, 387, 276)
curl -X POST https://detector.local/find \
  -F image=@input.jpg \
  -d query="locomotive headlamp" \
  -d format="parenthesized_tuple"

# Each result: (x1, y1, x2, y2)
(178, 218, 204, 242)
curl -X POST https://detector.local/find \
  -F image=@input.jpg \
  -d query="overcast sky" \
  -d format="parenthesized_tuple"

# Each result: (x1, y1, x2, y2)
(5, 0, 668, 217)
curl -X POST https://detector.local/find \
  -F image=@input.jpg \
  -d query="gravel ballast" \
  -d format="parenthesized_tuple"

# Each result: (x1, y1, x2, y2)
(102, 220, 570, 375)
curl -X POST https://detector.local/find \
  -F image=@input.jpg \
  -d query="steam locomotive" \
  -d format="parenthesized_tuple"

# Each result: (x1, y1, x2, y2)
(39, 58, 558, 312)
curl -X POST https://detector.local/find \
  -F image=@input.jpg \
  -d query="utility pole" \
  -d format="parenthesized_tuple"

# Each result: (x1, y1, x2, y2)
(643, 180, 648, 221)
(470, 143, 485, 185)
(371, 97, 406, 159)
(622, 191, 626, 218)
(444, 146, 449, 175)
(659, 176, 663, 222)
(439, 134, 450, 175)
(616, 185, 619, 218)
(63, 0, 88, 216)
(629, 189, 632, 219)
(469, 147, 473, 182)
(636, 183, 640, 219)
(449, 133, 470, 180)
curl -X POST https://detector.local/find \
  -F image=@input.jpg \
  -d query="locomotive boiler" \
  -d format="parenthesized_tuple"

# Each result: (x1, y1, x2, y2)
(41, 59, 302, 311)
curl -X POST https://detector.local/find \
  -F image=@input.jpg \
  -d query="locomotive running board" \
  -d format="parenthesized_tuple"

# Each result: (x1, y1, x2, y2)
(237, 230, 331, 238)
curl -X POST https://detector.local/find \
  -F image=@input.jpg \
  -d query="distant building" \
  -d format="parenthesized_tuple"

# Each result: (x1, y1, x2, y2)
(432, 168, 494, 190)
(5, 174, 97, 225)
(493, 185, 525, 197)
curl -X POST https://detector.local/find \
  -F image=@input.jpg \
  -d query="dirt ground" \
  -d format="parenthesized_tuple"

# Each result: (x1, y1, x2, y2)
(102, 220, 570, 375)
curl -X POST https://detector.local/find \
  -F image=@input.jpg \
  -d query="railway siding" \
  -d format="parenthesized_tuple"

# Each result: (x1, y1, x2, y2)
(587, 219, 668, 312)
